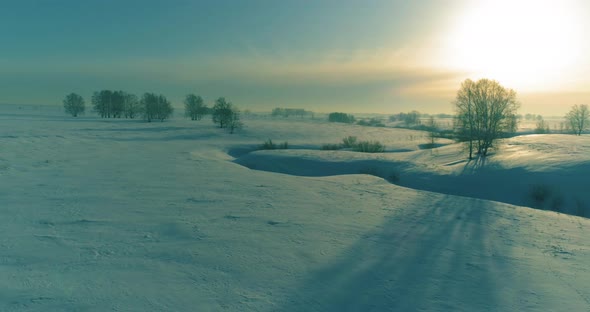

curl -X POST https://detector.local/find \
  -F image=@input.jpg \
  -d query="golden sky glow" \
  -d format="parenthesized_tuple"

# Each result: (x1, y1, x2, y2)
(2, 1, 589, 114)
(440, 0, 587, 92)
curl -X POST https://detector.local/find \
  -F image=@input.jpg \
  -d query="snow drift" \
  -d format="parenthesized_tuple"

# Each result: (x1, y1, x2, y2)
(1, 104, 589, 311)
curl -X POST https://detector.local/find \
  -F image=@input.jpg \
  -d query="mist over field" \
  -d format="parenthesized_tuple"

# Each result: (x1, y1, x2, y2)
(1, 103, 590, 311)
(3, 0, 590, 310)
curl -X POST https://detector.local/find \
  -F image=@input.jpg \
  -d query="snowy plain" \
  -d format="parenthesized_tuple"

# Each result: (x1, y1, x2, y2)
(1, 104, 589, 311)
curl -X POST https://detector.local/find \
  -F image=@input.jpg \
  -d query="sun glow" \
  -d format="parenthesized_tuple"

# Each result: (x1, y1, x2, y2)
(441, 0, 584, 91)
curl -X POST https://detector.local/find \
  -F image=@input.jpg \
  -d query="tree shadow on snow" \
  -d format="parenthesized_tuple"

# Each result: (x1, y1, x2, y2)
(277, 196, 514, 311)
(461, 155, 493, 174)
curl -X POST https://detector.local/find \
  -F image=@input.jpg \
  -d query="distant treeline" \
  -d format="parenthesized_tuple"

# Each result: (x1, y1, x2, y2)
(271, 107, 313, 118)
(328, 112, 356, 123)
(63, 91, 243, 132)
(60, 90, 173, 122)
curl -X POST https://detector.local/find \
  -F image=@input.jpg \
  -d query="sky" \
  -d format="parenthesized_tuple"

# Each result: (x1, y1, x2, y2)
(1, 0, 589, 115)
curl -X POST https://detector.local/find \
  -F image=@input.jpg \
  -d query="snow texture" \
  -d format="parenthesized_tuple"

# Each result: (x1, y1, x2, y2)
(1, 104, 589, 311)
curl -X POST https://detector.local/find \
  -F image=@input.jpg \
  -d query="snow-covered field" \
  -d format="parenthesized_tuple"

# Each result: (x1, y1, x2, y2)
(1, 104, 589, 311)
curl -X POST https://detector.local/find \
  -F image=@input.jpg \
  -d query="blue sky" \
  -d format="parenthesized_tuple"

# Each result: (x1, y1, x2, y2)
(1, 0, 589, 114)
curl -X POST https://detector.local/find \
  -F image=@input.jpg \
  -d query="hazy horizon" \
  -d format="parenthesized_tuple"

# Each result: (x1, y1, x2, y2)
(2, 0, 590, 115)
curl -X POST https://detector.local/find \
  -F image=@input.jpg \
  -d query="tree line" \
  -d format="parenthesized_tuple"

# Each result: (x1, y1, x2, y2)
(271, 108, 312, 118)
(63, 90, 172, 122)
(63, 92, 242, 132)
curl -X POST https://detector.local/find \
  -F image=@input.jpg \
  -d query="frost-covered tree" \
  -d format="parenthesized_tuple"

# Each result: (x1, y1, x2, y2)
(63, 93, 85, 117)
(565, 104, 589, 135)
(184, 94, 208, 120)
(454, 78, 519, 158)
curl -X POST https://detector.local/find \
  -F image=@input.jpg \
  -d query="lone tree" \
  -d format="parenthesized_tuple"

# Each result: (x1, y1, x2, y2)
(565, 104, 589, 135)
(212, 97, 234, 128)
(454, 78, 519, 158)
(141, 93, 173, 122)
(184, 94, 208, 120)
(63, 93, 85, 117)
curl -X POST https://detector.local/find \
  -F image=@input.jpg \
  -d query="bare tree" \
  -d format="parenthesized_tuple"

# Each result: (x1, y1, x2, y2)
(212, 97, 234, 128)
(141, 93, 173, 122)
(111, 90, 125, 118)
(91, 90, 115, 118)
(63, 93, 85, 117)
(91, 90, 140, 119)
(454, 78, 519, 158)
(565, 104, 589, 135)
(211, 97, 243, 132)
(123, 93, 141, 119)
(92, 90, 108, 118)
(535, 116, 550, 134)
(184, 94, 207, 120)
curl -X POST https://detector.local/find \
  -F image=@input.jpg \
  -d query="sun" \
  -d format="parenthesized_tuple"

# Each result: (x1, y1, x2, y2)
(440, 0, 584, 91)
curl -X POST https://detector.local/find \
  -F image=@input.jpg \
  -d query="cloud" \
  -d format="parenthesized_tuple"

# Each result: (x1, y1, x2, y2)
(0, 49, 468, 112)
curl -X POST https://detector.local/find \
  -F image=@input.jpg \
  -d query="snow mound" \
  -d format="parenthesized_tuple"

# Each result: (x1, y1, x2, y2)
(1, 107, 589, 311)
(235, 134, 590, 216)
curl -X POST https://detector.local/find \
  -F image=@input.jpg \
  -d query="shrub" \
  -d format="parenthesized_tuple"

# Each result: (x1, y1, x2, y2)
(358, 167, 399, 183)
(353, 140, 385, 153)
(259, 139, 288, 150)
(328, 112, 355, 123)
(271, 108, 311, 118)
(535, 117, 550, 134)
(387, 172, 400, 183)
(529, 184, 566, 211)
(260, 139, 276, 149)
(357, 118, 385, 127)
(227, 110, 243, 134)
(530, 184, 552, 208)
(390, 111, 421, 126)
(321, 143, 343, 150)
(342, 136, 358, 148)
